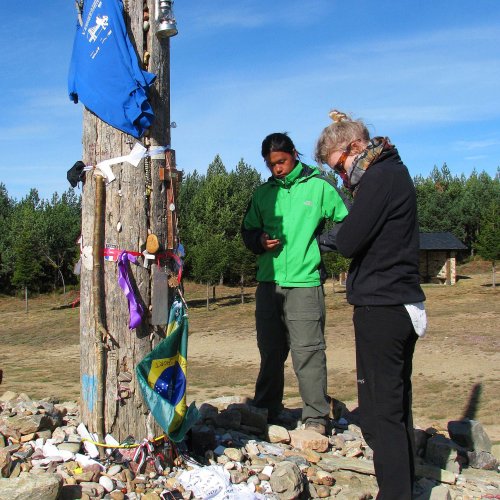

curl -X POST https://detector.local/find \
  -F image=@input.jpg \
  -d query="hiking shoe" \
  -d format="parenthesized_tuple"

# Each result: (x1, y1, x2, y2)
(268, 410, 299, 429)
(304, 420, 326, 435)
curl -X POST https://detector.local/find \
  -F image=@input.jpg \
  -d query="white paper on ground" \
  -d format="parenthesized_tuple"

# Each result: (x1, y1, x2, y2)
(42, 442, 74, 462)
(75, 453, 105, 470)
(104, 433, 120, 456)
(177, 465, 266, 500)
(77, 422, 99, 458)
(261, 465, 274, 477)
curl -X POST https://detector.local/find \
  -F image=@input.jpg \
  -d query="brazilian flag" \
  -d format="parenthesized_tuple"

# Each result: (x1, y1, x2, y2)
(136, 299, 199, 441)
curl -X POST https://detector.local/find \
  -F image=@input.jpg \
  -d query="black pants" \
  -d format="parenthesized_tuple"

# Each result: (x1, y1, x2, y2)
(354, 305, 418, 500)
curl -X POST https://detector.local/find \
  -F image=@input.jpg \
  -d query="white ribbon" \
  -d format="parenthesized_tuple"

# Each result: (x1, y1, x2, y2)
(84, 143, 170, 183)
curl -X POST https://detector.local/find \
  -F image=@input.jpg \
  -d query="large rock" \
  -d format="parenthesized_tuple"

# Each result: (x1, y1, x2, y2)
(214, 409, 241, 430)
(197, 403, 218, 423)
(203, 395, 249, 411)
(190, 424, 216, 456)
(0, 414, 53, 437)
(270, 461, 303, 500)
(467, 450, 498, 470)
(0, 448, 11, 478)
(289, 429, 329, 453)
(224, 447, 244, 462)
(448, 419, 492, 453)
(0, 391, 17, 403)
(414, 479, 452, 500)
(0, 472, 61, 500)
(328, 469, 377, 499)
(318, 455, 375, 475)
(425, 435, 461, 473)
(227, 403, 268, 431)
(268, 425, 290, 444)
(0, 420, 20, 442)
(57, 442, 81, 455)
(415, 463, 456, 485)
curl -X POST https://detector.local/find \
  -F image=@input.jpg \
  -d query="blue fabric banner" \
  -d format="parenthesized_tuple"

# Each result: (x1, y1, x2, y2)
(68, 0, 156, 138)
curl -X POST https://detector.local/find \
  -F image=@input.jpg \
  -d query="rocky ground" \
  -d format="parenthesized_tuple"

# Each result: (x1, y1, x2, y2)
(1, 391, 499, 500)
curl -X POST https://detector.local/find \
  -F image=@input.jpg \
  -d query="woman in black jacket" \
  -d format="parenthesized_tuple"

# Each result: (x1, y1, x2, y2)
(315, 110, 427, 500)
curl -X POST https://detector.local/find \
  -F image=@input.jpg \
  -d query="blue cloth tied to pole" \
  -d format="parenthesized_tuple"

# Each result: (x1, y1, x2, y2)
(68, 0, 156, 138)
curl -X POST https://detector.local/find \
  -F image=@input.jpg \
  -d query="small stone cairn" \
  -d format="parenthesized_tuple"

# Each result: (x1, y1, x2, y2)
(0, 391, 499, 499)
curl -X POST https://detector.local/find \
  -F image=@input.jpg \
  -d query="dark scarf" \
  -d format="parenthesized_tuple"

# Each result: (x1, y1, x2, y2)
(346, 137, 393, 195)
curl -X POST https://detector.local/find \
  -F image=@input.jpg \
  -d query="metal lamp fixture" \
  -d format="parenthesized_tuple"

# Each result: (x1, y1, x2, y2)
(155, 0, 178, 38)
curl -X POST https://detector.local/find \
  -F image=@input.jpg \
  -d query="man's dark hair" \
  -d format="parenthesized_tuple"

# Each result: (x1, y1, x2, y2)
(261, 132, 297, 158)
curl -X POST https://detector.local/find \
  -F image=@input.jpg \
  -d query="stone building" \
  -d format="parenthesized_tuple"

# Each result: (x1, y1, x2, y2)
(419, 232, 467, 285)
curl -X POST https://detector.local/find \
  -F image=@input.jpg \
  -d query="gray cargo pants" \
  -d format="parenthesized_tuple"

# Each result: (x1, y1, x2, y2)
(253, 282, 330, 424)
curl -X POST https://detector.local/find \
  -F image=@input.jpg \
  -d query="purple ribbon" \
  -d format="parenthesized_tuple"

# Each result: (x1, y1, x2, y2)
(117, 251, 144, 329)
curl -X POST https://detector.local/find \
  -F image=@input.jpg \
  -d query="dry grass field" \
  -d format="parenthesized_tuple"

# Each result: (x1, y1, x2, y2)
(1, 262, 498, 441)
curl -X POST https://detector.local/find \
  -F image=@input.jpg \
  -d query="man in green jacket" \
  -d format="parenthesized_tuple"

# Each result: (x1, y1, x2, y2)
(242, 133, 348, 434)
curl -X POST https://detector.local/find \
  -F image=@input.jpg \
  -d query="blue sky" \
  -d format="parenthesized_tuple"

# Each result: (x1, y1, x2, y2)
(1, 0, 499, 200)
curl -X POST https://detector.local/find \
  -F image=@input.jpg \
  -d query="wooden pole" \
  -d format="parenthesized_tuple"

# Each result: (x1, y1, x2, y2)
(79, 0, 171, 440)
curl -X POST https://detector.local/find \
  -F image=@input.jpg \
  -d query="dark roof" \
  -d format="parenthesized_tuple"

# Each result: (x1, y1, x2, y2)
(419, 232, 467, 250)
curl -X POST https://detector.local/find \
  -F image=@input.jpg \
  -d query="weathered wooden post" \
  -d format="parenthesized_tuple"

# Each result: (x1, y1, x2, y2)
(79, 0, 176, 441)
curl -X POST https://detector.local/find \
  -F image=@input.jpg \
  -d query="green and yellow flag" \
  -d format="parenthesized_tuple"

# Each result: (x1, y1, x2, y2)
(136, 299, 199, 442)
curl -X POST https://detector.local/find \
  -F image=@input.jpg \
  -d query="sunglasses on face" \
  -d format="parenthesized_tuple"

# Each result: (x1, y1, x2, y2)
(332, 147, 351, 173)
(332, 139, 364, 172)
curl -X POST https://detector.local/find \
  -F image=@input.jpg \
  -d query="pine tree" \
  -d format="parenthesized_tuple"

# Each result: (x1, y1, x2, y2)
(0, 183, 14, 292)
(475, 200, 500, 288)
(11, 201, 43, 292)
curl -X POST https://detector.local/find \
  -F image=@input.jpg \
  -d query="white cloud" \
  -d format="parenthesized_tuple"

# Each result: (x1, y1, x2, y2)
(456, 139, 500, 151)
(465, 155, 488, 160)
(0, 124, 51, 142)
(346, 25, 500, 55)
(182, 0, 331, 31)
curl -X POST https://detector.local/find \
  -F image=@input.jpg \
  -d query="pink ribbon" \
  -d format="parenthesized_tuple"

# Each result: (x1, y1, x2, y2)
(117, 251, 144, 329)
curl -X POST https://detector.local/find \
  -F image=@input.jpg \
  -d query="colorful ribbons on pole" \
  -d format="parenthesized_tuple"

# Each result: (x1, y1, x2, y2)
(117, 251, 144, 329)
(99, 246, 184, 330)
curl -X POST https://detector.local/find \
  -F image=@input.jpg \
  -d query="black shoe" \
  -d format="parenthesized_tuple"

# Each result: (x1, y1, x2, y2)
(268, 410, 298, 429)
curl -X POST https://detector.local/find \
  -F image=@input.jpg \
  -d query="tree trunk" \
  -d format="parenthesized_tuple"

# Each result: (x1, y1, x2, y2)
(493, 261, 496, 289)
(24, 286, 28, 314)
(240, 273, 244, 304)
(60, 269, 66, 295)
(79, 0, 172, 441)
(206, 282, 210, 311)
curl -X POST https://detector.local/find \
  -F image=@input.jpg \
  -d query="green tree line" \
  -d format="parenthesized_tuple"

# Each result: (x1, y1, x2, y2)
(414, 164, 499, 252)
(0, 184, 81, 295)
(0, 162, 498, 297)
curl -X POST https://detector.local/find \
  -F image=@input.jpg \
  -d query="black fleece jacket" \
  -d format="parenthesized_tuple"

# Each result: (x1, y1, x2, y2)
(328, 147, 425, 306)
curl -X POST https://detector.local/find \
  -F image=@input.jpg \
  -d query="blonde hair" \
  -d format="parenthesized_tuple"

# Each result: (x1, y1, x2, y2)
(314, 110, 370, 164)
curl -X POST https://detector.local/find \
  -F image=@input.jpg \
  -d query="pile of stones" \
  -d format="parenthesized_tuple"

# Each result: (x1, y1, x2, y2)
(0, 391, 499, 499)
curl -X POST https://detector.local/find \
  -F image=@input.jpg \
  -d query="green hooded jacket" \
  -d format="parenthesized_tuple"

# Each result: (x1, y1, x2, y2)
(242, 162, 348, 287)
